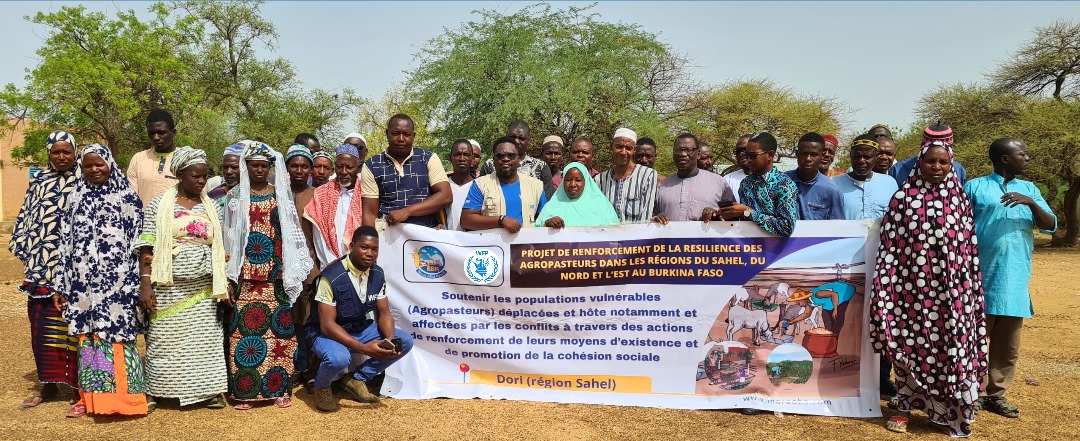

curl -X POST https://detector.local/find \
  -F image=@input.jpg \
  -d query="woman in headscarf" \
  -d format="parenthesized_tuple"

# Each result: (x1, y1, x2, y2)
(11, 131, 80, 409)
(535, 162, 619, 228)
(871, 140, 987, 437)
(58, 143, 147, 418)
(134, 146, 229, 409)
(223, 142, 313, 410)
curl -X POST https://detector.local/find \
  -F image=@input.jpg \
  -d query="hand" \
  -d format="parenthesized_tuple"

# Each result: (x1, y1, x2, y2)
(651, 214, 669, 225)
(1001, 192, 1035, 208)
(139, 284, 157, 314)
(141, 254, 154, 265)
(831, 310, 838, 321)
(386, 207, 412, 225)
(501, 216, 522, 233)
(52, 293, 67, 311)
(225, 253, 231, 262)
(434, 224, 446, 230)
(224, 284, 236, 308)
(718, 204, 751, 220)
(360, 340, 397, 360)
(544, 216, 565, 229)
(701, 207, 718, 223)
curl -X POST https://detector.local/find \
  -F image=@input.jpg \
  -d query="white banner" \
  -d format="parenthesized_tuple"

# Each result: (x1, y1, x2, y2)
(380, 221, 882, 417)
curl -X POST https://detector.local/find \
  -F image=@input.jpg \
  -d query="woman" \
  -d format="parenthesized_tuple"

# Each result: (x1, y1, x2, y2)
(58, 143, 147, 417)
(223, 142, 313, 410)
(535, 162, 619, 228)
(134, 146, 229, 409)
(11, 131, 80, 409)
(871, 141, 986, 437)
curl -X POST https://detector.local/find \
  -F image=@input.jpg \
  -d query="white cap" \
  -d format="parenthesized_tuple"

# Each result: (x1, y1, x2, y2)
(467, 139, 481, 149)
(343, 132, 367, 145)
(613, 127, 637, 142)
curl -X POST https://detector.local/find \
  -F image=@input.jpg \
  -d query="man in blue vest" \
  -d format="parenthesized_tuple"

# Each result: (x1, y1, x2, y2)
(307, 226, 413, 412)
(361, 113, 452, 228)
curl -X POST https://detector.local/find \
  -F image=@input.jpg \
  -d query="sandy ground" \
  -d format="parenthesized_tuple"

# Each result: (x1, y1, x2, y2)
(0, 235, 1076, 440)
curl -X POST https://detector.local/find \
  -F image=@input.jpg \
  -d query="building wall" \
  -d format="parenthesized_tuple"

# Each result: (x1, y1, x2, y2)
(1, 118, 34, 221)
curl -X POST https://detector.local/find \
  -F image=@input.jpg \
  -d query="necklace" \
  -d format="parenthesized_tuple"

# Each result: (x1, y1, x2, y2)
(178, 193, 201, 202)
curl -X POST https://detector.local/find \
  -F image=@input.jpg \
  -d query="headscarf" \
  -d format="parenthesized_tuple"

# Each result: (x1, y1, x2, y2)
(870, 142, 986, 406)
(535, 162, 619, 227)
(58, 144, 143, 341)
(9, 131, 80, 293)
(223, 142, 247, 158)
(285, 144, 314, 164)
(335, 143, 360, 158)
(151, 146, 227, 298)
(224, 144, 313, 303)
(304, 175, 364, 260)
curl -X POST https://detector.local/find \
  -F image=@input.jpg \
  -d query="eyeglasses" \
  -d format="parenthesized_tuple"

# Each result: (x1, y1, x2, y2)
(672, 147, 698, 155)
(494, 153, 519, 160)
(744, 150, 767, 159)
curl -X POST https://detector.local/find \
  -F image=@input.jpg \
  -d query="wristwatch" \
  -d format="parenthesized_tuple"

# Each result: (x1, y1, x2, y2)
(498, 215, 506, 227)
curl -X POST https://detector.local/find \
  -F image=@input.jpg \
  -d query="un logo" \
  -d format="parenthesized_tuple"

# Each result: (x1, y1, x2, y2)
(464, 249, 499, 284)
(413, 246, 447, 279)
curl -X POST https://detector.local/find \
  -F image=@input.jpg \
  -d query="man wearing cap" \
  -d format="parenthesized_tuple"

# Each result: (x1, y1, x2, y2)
(361, 114, 451, 229)
(888, 124, 968, 186)
(468, 139, 482, 178)
(306, 143, 367, 268)
(285, 144, 320, 385)
(541, 135, 565, 192)
(820, 134, 844, 178)
(208, 142, 245, 203)
(479, 121, 553, 192)
(595, 128, 658, 224)
(832, 134, 898, 221)
(965, 138, 1056, 418)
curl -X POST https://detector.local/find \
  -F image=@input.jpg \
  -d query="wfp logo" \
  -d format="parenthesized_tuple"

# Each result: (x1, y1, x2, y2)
(412, 246, 447, 279)
(464, 249, 499, 284)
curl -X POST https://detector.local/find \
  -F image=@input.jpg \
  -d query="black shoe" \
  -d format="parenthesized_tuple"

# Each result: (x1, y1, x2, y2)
(740, 408, 762, 416)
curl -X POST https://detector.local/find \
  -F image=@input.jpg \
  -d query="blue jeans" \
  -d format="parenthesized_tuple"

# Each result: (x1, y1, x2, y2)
(309, 323, 413, 389)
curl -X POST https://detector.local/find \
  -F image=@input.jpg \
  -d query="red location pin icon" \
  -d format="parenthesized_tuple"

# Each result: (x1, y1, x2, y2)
(459, 363, 470, 383)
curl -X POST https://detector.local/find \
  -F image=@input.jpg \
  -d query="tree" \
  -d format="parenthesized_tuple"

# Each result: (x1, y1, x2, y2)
(353, 85, 438, 157)
(990, 19, 1080, 101)
(406, 3, 697, 168)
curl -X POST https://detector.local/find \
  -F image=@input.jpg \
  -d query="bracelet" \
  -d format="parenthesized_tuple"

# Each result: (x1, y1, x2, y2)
(140, 274, 151, 279)
(498, 215, 505, 227)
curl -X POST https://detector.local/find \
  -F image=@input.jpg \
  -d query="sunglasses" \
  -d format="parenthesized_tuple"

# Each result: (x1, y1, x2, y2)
(494, 152, 519, 160)
(744, 150, 767, 159)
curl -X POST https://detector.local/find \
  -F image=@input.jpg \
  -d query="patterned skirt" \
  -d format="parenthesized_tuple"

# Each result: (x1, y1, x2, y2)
(27, 295, 78, 387)
(893, 364, 979, 437)
(227, 279, 295, 401)
(145, 274, 228, 405)
(77, 335, 148, 415)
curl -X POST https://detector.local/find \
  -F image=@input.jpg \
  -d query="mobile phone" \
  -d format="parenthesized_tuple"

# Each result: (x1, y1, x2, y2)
(392, 337, 404, 352)
(378, 338, 395, 350)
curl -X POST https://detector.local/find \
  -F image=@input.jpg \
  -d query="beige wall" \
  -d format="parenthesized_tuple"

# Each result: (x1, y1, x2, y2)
(1, 118, 34, 221)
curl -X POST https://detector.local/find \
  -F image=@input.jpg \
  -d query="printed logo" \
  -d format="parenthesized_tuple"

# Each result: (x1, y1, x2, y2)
(412, 246, 447, 279)
(464, 249, 500, 284)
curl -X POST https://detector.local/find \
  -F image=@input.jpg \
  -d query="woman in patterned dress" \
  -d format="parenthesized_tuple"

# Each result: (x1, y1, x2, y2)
(57, 143, 148, 418)
(135, 146, 229, 409)
(870, 140, 987, 437)
(10, 131, 80, 409)
(223, 142, 313, 409)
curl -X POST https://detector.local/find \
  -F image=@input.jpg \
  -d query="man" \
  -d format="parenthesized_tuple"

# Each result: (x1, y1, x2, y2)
(889, 124, 968, 186)
(307, 226, 413, 412)
(541, 135, 565, 192)
(479, 120, 553, 191)
(306, 144, 367, 268)
(128, 109, 179, 204)
(718, 132, 797, 237)
(867, 124, 893, 140)
(460, 136, 547, 232)
(724, 135, 753, 203)
(965, 138, 1056, 419)
(445, 139, 475, 231)
(634, 137, 663, 180)
(569, 138, 600, 177)
(286, 144, 320, 384)
(697, 142, 715, 174)
(595, 128, 657, 224)
(468, 139, 482, 178)
(207, 142, 244, 202)
(785, 133, 845, 220)
(652, 133, 735, 224)
(832, 134, 898, 221)
(295, 133, 322, 153)
(311, 151, 335, 188)
(820, 134, 844, 177)
(874, 137, 897, 174)
(361, 114, 452, 228)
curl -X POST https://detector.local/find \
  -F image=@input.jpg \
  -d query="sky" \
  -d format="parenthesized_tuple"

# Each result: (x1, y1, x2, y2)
(3, 1, 1078, 135)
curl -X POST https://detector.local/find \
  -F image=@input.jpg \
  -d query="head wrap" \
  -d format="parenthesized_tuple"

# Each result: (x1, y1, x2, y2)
(312, 150, 334, 162)
(468, 139, 481, 150)
(343, 132, 367, 146)
(223, 142, 247, 158)
(169, 146, 208, 176)
(59, 144, 144, 341)
(46, 130, 77, 153)
(285, 144, 314, 164)
(335, 143, 360, 158)
(542, 135, 565, 147)
(922, 124, 954, 148)
(535, 162, 620, 227)
(242, 142, 274, 163)
(822, 134, 839, 147)
(613, 128, 637, 143)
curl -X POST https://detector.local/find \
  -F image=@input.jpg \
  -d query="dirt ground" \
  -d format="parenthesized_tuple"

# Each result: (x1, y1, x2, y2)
(0, 234, 1076, 440)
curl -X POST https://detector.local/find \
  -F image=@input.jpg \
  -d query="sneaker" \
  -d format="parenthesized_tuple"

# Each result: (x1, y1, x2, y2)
(313, 387, 338, 412)
(340, 377, 380, 403)
(982, 397, 1019, 418)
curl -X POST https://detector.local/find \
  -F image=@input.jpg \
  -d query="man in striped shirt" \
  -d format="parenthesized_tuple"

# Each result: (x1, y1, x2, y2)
(595, 128, 657, 223)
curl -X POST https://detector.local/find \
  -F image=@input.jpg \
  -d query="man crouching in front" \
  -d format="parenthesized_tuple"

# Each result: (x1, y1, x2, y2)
(307, 226, 413, 412)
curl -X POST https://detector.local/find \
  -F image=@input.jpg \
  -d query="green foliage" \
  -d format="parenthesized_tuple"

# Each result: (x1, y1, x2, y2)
(990, 19, 1080, 100)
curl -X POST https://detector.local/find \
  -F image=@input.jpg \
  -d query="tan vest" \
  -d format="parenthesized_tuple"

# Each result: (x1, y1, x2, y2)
(474, 172, 544, 227)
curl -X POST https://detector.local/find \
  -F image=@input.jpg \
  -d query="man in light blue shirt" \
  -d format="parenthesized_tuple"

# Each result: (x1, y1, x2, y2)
(784, 133, 844, 220)
(833, 135, 898, 221)
(965, 138, 1056, 419)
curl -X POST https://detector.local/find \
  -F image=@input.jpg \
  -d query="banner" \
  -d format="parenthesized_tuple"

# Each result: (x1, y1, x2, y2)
(381, 221, 882, 417)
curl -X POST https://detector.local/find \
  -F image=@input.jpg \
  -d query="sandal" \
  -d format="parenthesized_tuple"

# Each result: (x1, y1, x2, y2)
(274, 396, 292, 409)
(21, 392, 46, 409)
(146, 400, 157, 414)
(65, 403, 87, 418)
(233, 402, 252, 411)
(983, 397, 1020, 418)
(206, 395, 226, 409)
(886, 396, 899, 410)
(886, 415, 909, 433)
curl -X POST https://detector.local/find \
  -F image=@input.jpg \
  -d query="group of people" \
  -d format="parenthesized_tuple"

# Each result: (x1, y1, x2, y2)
(12, 108, 1053, 438)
